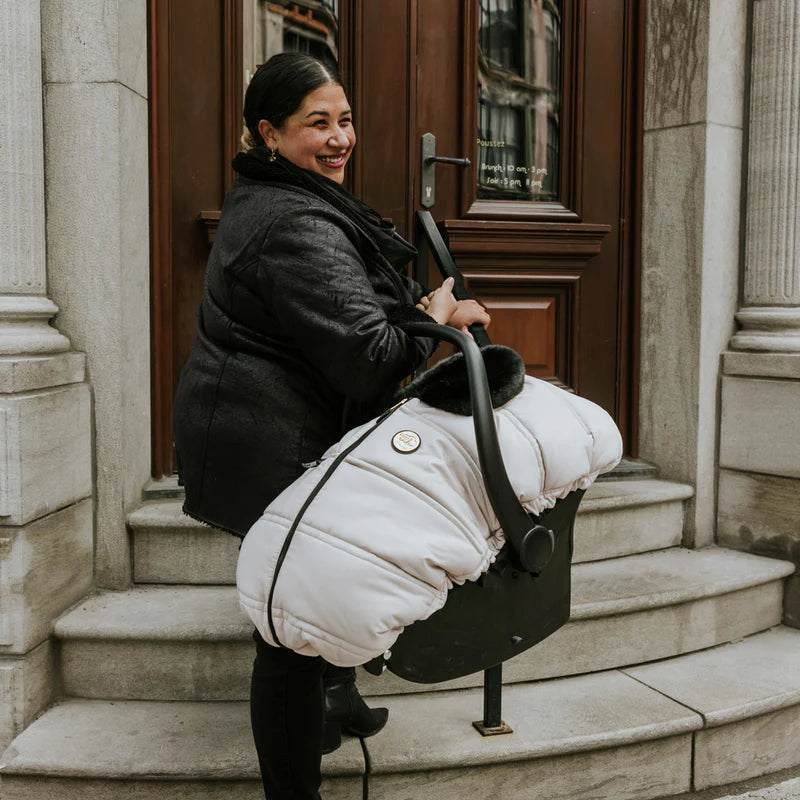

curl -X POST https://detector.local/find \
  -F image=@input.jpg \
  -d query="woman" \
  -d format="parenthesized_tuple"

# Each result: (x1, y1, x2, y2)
(173, 52, 489, 799)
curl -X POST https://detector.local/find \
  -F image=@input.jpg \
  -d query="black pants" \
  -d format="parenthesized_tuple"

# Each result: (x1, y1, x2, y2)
(250, 630, 355, 800)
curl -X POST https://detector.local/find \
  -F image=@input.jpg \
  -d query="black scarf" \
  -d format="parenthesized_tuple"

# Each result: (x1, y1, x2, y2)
(232, 147, 416, 272)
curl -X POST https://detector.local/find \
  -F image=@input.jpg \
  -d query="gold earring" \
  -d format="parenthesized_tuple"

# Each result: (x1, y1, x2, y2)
(269, 148, 277, 163)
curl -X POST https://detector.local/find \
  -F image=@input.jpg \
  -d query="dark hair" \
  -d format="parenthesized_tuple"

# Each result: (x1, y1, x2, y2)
(243, 53, 343, 145)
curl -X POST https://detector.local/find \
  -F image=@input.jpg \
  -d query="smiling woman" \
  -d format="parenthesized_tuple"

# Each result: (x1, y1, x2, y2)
(171, 50, 489, 800)
(256, 84, 355, 182)
(241, 53, 355, 183)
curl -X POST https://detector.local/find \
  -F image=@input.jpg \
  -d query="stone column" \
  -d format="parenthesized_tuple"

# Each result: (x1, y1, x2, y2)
(41, 0, 151, 590)
(0, 0, 93, 750)
(719, 0, 800, 629)
(730, 0, 800, 352)
(0, 2, 69, 355)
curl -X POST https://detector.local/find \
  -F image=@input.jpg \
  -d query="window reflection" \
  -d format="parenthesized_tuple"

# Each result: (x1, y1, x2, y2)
(244, 1, 339, 80)
(477, 0, 561, 202)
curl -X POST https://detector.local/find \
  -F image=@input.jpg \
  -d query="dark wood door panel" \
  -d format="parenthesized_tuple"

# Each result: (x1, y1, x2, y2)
(464, 281, 570, 383)
(488, 295, 557, 378)
(443, 218, 607, 391)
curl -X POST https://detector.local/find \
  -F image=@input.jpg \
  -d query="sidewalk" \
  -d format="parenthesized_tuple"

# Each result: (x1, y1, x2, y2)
(720, 780, 800, 800)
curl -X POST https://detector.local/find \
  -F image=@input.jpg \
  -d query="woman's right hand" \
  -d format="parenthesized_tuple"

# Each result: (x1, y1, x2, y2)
(416, 277, 458, 324)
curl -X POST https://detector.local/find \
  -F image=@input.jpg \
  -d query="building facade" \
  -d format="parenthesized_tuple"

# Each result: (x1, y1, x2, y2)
(1, 0, 799, 796)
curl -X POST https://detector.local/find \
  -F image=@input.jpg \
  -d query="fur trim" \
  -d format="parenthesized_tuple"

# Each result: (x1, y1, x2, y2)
(396, 345, 525, 415)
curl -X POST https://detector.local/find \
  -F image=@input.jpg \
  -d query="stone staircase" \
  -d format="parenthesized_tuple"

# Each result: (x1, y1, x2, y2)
(2, 478, 800, 800)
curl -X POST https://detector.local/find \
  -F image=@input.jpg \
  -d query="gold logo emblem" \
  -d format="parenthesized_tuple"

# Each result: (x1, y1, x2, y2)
(392, 430, 421, 453)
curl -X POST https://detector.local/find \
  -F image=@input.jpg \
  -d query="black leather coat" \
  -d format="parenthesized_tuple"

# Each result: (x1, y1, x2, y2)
(173, 156, 433, 536)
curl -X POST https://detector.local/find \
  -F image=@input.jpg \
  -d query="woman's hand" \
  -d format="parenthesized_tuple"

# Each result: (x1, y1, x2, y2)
(446, 299, 491, 333)
(415, 279, 491, 332)
(416, 277, 458, 324)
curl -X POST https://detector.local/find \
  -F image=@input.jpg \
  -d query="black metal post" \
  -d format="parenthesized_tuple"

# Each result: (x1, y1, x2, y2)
(483, 664, 502, 726)
(472, 664, 512, 735)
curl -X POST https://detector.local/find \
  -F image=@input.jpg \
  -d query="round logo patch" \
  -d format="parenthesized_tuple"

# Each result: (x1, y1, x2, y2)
(392, 430, 421, 454)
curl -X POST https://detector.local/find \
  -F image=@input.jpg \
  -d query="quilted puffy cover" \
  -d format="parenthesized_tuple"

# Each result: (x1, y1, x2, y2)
(236, 376, 622, 666)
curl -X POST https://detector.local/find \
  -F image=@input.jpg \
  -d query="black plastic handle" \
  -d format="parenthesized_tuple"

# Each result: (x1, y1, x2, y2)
(399, 321, 554, 574)
(414, 211, 491, 347)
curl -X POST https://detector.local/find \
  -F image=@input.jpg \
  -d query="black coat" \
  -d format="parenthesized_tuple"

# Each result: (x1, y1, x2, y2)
(173, 154, 434, 536)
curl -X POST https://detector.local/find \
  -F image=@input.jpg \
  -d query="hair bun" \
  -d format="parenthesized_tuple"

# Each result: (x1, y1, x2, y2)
(240, 126, 259, 152)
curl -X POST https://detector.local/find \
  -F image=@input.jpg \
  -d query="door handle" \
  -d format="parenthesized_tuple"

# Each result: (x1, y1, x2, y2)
(420, 132, 470, 209)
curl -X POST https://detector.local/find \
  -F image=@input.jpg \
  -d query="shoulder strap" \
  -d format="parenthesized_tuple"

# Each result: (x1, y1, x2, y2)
(266, 400, 408, 646)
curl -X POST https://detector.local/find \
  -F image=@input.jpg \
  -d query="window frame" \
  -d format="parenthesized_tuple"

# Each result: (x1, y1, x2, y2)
(461, 0, 585, 221)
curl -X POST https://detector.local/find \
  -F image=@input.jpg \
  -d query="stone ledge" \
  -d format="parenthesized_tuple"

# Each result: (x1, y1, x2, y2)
(368, 736, 692, 800)
(0, 353, 86, 394)
(723, 350, 800, 380)
(574, 480, 691, 563)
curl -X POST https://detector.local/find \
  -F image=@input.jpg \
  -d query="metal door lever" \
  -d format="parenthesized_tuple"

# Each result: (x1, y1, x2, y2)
(421, 132, 470, 208)
(426, 155, 471, 166)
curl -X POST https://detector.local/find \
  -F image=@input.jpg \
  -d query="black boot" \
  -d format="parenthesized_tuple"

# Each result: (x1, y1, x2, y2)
(322, 681, 389, 754)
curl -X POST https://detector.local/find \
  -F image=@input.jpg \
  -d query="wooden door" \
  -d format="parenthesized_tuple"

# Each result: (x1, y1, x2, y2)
(149, 0, 643, 476)
(353, 0, 643, 450)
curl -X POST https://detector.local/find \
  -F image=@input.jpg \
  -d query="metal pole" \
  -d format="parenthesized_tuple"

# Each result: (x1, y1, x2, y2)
(472, 664, 512, 735)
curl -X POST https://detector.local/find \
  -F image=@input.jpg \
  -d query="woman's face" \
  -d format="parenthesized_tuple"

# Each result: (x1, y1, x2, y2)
(259, 83, 355, 184)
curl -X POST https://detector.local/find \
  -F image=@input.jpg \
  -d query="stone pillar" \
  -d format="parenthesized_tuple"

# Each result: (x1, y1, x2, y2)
(718, 0, 800, 627)
(0, 1, 69, 355)
(730, 0, 800, 352)
(41, 0, 151, 590)
(0, 0, 93, 750)
(640, 0, 747, 548)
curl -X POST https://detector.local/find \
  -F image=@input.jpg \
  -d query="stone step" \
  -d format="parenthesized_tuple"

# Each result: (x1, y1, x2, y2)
(623, 626, 800, 792)
(128, 479, 693, 584)
(0, 699, 363, 800)
(54, 547, 793, 701)
(4, 627, 800, 800)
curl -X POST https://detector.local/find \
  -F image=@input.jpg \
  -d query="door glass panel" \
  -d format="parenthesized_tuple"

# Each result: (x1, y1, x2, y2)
(477, 0, 562, 202)
(243, 0, 339, 80)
